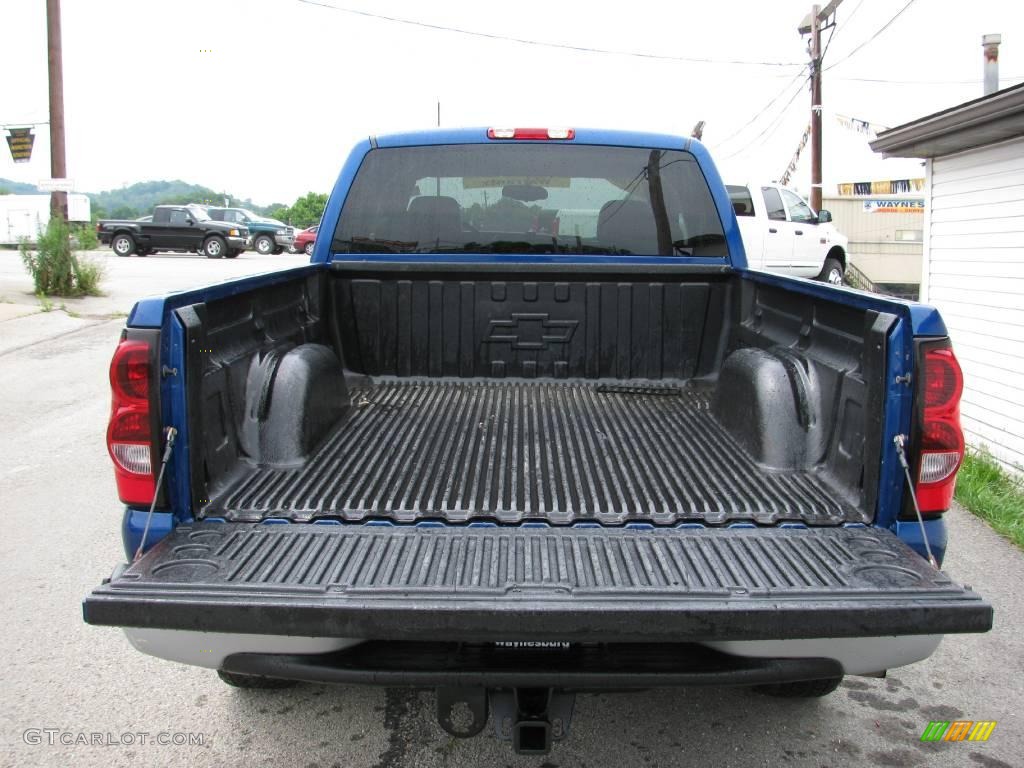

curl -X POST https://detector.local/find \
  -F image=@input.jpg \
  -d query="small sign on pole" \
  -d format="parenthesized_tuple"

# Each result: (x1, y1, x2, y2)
(38, 178, 74, 192)
(6, 127, 35, 163)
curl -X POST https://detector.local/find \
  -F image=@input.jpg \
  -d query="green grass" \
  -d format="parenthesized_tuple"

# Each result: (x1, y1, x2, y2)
(956, 450, 1024, 550)
(20, 217, 105, 298)
(36, 292, 54, 312)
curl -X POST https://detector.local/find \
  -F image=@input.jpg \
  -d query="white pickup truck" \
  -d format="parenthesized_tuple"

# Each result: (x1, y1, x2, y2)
(727, 182, 848, 285)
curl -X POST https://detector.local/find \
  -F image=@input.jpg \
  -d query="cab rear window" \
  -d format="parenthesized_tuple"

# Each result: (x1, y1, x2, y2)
(332, 144, 728, 257)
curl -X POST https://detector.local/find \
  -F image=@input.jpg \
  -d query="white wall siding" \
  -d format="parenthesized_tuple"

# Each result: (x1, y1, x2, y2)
(928, 136, 1024, 474)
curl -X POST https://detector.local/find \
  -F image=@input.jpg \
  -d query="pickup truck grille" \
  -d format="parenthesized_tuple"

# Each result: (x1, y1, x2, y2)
(209, 380, 857, 525)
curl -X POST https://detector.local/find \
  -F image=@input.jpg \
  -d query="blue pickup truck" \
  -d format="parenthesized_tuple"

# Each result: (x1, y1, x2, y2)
(85, 128, 991, 755)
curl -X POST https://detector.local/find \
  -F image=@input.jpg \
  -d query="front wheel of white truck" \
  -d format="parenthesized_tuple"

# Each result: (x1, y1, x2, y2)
(819, 257, 845, 286)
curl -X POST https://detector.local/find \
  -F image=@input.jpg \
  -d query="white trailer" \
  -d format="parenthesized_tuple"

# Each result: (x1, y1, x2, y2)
(0, 194, 91, 245)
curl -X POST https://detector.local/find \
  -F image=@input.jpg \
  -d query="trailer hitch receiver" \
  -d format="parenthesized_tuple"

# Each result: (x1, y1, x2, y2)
(491, 688, 576, 755)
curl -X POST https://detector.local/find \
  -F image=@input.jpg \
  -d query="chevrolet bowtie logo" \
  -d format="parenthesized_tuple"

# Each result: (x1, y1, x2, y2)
(485, 313, 578, 350)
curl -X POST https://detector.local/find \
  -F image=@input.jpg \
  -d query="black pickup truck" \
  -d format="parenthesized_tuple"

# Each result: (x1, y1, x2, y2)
(97, 205, 249, 258)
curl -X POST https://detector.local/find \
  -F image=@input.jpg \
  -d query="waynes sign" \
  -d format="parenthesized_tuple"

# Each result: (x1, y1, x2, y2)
(863, 199, 925, 214)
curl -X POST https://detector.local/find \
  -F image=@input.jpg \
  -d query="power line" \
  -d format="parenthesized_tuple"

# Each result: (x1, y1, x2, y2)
(710, 66, 809, 148)
(822, 0, 864, 60)
(717, 74, 812, 161)
(825, 0, 920, 71)
(294, 0, 806, 67)
(835, 74, 1024, 84)
(820, 22, 837, 60)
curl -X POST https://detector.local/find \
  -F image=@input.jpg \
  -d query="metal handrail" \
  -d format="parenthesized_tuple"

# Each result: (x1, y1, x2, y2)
(844, 261, 881, 294)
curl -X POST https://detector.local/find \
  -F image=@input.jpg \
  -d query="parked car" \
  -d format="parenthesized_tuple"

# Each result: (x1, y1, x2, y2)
(205, 207, 294, 255)
(293, 224, 318, 256)
(85, 128, 990, 756)
(727, 182, 848, 284)
(97, 205, 248, 258)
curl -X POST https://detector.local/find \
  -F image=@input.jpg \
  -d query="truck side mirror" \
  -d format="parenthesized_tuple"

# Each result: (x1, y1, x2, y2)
(817, 209, 832, 224)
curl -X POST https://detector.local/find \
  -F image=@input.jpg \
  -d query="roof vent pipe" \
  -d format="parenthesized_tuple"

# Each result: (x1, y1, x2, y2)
(983, 34, 1001, 95)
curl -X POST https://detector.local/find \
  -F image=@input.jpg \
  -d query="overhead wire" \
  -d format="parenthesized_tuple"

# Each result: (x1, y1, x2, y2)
(824, 0, 920, 71)
(835, 75, 1024, 84)
(822, 0, 864, 60)
(711, 0, 854, 154)
(710, 66, 809, 149)
(293, 0, 806, 67)
(716, 73, 812, 162)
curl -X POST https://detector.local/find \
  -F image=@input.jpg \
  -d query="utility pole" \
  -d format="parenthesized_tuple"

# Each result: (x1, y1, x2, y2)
(809, 6, 822, 211)
(46, 0, 68, 222)
(799, 0, 841, 211)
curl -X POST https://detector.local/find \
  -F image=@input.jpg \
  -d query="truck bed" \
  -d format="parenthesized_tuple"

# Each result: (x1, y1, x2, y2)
(210, 378, 853, 525)
(182, 267, 890, 527)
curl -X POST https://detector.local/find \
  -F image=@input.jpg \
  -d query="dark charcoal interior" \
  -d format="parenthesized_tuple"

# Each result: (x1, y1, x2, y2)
(178, 265, 894, 525)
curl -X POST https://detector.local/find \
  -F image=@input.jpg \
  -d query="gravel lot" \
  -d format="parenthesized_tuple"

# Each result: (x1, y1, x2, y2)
(0, 249, 1020, 767)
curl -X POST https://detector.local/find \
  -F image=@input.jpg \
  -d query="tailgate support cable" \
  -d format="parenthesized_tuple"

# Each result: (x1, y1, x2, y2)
(893, 434, 939, 570)
(134, 427, 178, 562)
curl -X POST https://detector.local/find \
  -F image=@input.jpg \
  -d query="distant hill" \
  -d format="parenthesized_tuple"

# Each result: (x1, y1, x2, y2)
(0, 178, 41, 195)
(89, 180, 223, 217)
(0, 177, 286, 219)
(88, 180, 286, 219)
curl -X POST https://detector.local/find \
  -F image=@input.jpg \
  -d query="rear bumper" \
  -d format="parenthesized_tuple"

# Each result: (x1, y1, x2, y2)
(221, 640, 848, 688)
(122, 627, 942, 678)
(85, 522, 992, 644)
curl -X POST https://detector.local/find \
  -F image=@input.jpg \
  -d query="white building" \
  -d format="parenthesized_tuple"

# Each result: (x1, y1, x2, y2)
(0, 194, 91, 244)
(872, 83, 1024, 475)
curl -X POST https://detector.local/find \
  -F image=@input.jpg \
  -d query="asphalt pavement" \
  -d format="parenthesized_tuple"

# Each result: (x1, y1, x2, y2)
(0, 249, 1021, 767)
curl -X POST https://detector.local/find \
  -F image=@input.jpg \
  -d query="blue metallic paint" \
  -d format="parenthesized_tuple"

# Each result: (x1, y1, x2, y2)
(124, 127, 951, 565)
(892, 518, 948, 567)
(312, 137, 373, 265)
(122, 509, 174, 560)
(314, 129, 748, 269)
(163, 312, 194, 523)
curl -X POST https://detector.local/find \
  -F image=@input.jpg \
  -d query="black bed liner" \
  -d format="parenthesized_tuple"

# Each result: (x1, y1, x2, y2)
(84, 522, 992, 641)
(207, 380, 857, 525)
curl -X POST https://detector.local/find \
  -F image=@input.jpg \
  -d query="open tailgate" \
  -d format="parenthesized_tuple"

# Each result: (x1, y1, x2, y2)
(84, 523, 991, 641)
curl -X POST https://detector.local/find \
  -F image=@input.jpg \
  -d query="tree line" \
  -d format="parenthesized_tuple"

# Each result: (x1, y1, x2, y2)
(2, 178, 327, 230)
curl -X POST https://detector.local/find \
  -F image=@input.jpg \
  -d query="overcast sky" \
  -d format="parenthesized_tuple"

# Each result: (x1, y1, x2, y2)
(3, 0, 1022, 205)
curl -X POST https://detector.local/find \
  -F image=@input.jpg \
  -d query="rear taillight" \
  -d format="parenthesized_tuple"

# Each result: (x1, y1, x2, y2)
(487, 127, 576, 140)
(107, 336, 157, 505)
(914, 343, 964, 512)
